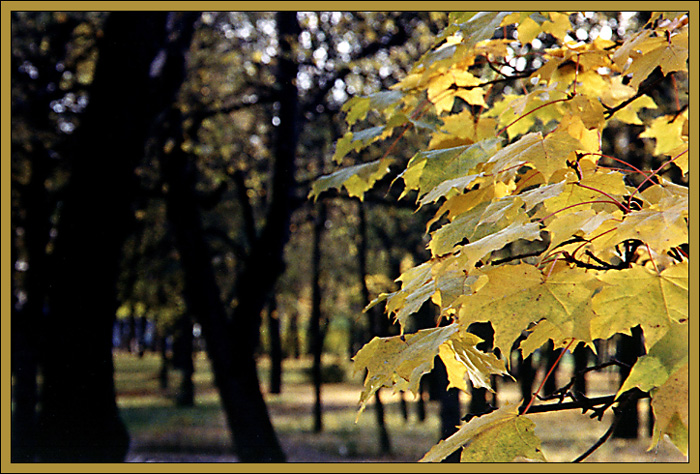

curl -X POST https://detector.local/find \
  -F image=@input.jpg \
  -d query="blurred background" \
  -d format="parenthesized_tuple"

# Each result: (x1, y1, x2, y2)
(9, 10, 688, 463)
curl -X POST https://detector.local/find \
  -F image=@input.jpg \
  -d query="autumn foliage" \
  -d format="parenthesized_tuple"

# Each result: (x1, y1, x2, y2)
(311, 11, 688, 462)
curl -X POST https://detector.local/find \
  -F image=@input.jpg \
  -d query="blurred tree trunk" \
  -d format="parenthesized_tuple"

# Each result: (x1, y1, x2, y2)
(309, 200, 327, 432)
(573, 343, 590, 395)
(11, 16, 76, 456)
(35, 12, 179, 462)
(159, 10, 299, 462)
(613, 326, 644, 439)
(267, 295, 283, 394)
(543, 341, 563, 397)
(517, 352, 536, 411)
(434, 357, 461, 463)
(173, 314, 195, 407)
(286, 311, 301, 359)
(467, 322, 497, 416)
(11, 144, 51, 462)
(162, 109, 285, 461)
(357, 201, 392, 454)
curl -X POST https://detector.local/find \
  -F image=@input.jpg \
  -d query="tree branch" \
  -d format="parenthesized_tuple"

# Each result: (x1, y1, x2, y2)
(603, 67, 666, 120)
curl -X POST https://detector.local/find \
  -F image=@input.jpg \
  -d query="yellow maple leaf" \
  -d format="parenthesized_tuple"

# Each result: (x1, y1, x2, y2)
(517, 16, 543, 45)
(590, 262, 688, 350)
(639, 113, 687, 157)
(650, 363, 688, 456)
(420, 402, 546, 462)
(439, 329, 510, 393)
(541, 12, 571, 42)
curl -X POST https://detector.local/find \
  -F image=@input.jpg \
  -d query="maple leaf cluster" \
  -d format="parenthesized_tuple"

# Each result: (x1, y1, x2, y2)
(311, 11, 689, 461)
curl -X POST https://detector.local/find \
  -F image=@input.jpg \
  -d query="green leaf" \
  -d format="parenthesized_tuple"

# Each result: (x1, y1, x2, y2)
(419, 402, 546, 462)
(456, 263, 601, 355)
(399, 138, 502, 202)
(617, 319, 688, 397)
(308, 158, 393, 201)
(649, 363, 688, 456)
(590, 262, 688, 350)
(332, 126, 387, 164)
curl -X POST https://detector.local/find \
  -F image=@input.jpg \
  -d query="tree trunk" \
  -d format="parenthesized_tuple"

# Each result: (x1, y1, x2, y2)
(287, 311, 301, 359)
(35, 12, 182, 462)
(357, 201, 392, 454)
(434, 357, 461, 463)
(543, 341, 563, 397)
(161, 111, 285, 461)
(158, 12, 299, 461)
(613, 326, 644, 439)
(467, 322, 496, 416)
(173, 314, 195, 407)
(309, 200, 326, 432)
(267, 296, 283, 394)
(518, 353, 536, 411)
(573, 342, 590, 395)
(11, 143, 52, 462)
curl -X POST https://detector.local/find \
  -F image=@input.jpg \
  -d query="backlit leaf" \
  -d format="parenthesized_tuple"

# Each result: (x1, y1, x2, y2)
(455, 262, 600, 355)
(309, 157, 393, 201)
(419, 402, 546, 462)
(649, 363, 688, 456)
(439, 328, 510, 392)
(400, 138, 502, 202)
(590, 262, 688, 350)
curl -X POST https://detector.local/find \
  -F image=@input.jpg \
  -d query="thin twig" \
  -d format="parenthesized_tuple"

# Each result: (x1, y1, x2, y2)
(521, 339, 574, 415)
(572, 409, 620, 462)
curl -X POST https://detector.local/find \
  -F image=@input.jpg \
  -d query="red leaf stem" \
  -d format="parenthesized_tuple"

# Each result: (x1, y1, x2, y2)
(521, 338, 575, 415)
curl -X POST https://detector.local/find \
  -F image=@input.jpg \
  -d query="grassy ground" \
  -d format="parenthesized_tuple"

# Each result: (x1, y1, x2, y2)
(114, 350, 688, 463)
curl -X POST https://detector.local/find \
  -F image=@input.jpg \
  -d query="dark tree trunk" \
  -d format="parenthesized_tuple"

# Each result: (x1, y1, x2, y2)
(518, 352, 536, 411)
(417, 379, 427, 422)
(399, 392, 409, 421)
(159, 11, 298, 462)
(11, 16, 79, 460)
(158, 333, 170, 391)
(11, 143, 52, 462)
(543, 341, 563, 397)
(434, 357, 461, 463)
(357, 201, 392, 454)
(287, 311, 300, 359)
(173, 314, 195, 407)
(573, 342, 590, 395)
(161, 110, 285, 461)
(467, 322, 496, 416)
(309, 199, 327, 432)
(35, 12, 182, 462)
(267, 296, 283, 394)
(613, 326, 645, 439)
